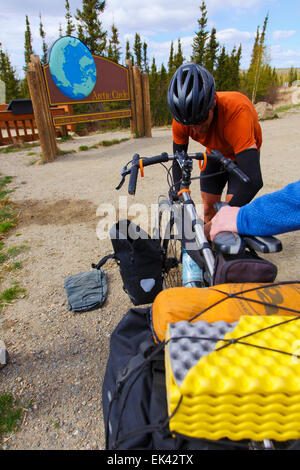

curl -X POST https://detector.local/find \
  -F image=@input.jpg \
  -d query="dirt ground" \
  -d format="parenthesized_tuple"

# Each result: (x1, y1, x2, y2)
(0, 109, 299, 450)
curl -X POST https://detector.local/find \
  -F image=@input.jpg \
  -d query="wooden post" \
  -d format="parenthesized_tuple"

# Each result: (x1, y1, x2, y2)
(132, 66, 144, 137)
(27, 55, 58, 162)
(142, 73, 152, 137)
(126, 59, 137, 137)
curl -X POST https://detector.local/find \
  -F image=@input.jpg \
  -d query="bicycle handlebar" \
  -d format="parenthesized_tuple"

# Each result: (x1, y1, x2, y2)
(117, 150, 250, 195)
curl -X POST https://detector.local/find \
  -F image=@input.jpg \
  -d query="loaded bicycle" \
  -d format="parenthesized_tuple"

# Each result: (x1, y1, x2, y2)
(102, 150, 300, 451)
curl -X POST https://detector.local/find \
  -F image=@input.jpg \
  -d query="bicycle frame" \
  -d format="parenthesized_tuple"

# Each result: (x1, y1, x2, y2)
(174, 152, 215, 285)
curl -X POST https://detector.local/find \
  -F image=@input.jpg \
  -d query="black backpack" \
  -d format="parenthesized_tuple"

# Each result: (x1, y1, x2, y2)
(93, 220, 163, 306)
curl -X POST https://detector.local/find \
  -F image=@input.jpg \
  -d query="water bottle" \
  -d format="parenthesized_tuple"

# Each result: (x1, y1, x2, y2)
(182, 248, 203, 287)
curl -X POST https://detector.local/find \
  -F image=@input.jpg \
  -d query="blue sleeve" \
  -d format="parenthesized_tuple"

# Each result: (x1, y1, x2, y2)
(237, 179, 300, 236)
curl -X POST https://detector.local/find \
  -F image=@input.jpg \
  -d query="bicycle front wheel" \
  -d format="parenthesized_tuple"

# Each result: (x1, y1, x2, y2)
(155, 199, 182, 288)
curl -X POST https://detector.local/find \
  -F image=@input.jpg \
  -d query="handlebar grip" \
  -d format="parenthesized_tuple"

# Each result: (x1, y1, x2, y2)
(128, 154, 140, 195)
(143, 152, 170, 167)
(213, 231, 245, 255)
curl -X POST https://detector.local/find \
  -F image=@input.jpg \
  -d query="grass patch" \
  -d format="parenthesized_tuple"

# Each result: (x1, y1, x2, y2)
(57, 135, 74, 143)
(275, 103, 300, 113)
(6, 245, 28, 258)
(0, 244, 28, 276)
(79, 144, 99, 151)
(98, 137, 130, 147)
(56, 148, 76, 156)
(0, 176, 17, 235)
(260, 113, 279, 121)
(11, 261, 22, 271)
(26, 159, 40, 166)
(0, 284, 26, 308)
(0, 177, 26, 445)
(0, 142, 40, 154)
(0, 394, 23, 441)
(0, 221, 15, 234)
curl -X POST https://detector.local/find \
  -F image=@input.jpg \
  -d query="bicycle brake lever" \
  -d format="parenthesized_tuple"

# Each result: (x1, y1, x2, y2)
(116, 175, 126, 190)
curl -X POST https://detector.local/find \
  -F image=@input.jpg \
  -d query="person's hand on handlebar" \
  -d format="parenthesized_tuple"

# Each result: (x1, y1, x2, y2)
(208, 206, 240, 240)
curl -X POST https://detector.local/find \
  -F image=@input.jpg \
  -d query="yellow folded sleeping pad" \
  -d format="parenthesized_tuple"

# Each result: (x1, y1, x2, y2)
(159, 282, 300, 442)
(165, 315, 300, 442)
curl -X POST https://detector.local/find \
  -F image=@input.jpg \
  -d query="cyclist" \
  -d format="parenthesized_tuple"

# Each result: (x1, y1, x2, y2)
(208, 179, 300, 240)
(167, 62, 263, 223)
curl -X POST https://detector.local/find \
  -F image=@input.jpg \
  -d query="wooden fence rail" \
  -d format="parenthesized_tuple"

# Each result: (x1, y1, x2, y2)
(0, 107, 68, 146)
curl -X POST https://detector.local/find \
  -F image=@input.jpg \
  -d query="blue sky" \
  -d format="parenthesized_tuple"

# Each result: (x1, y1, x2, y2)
(0, 0, 299, 78)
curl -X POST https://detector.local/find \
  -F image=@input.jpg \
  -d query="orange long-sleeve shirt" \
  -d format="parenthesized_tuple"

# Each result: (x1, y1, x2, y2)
(172, 91, 262, 161)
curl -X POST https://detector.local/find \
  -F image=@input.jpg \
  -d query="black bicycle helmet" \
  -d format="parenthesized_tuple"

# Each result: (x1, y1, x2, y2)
(168, 62, 216, 125)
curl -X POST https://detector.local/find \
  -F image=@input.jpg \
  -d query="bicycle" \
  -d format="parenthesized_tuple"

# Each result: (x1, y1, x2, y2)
(110, 150, 300, 451)
(117, 149, 282, 289)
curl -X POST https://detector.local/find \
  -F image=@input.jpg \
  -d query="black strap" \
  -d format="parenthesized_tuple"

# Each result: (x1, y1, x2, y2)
(91, 253, 116, 270)
(116, 338, 156, 389)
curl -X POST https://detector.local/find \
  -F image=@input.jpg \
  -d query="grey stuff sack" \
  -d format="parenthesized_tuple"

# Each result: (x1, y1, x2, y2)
(64, 269, 108, 313)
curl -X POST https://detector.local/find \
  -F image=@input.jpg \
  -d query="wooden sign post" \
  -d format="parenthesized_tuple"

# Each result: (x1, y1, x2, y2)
(126, 59, 152, 138)
(27, 55, 58, 163)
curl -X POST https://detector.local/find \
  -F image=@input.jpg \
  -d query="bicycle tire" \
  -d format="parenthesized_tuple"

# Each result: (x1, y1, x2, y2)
(156, 199, 183, 288)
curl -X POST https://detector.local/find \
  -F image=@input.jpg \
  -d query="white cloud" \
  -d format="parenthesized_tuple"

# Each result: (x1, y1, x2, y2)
(270, 44, 300, 68)
(216, 28, 255, 45)
(272, 30, 297, 40)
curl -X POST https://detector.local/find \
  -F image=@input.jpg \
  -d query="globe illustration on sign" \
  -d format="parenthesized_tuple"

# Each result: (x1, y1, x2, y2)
(48, 36, 97, 100)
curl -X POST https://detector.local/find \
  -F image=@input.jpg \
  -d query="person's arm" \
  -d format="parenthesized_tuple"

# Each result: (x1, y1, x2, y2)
(209, 180, 300, 239)
(228, 147, 263, 206)
(237, 180, 300, 235)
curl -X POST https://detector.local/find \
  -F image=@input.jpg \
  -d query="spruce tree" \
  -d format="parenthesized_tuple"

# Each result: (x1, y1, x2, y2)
(133, 33, 142, 68)
(142, 42, 149, 73)
(149, 57, 159, 124)
(22, 15, 34, 99)
(107, 24, 121, 63)
(39, 13, 48, 66)
(0, 44, 20, 101)
(203, 27, 219, 73)
(173, 39, 185, 69)
(65, 0, 75, 36)
(230, 45, 242, 90)
(125, 40, 134, 65)
(24, 15, 34, 71)
(251, 13, 269, 102)
(158, 63, 170, 124)
(168, 41, 175, 77)
(75, 0, 107, 55)
(191, 1, 209, 64)
(215, 46, 227, 90)
(243, 14, 276, 102)
(288, 66, 298, 85)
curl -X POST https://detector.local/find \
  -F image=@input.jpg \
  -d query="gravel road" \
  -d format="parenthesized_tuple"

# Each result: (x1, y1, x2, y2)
(0, 111, 299, 449)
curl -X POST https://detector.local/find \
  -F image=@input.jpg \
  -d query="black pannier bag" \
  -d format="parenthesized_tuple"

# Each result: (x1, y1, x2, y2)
(93, 219, 163, 306)
(102, 306, 234, 450)
(213, 249, 277, 285)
